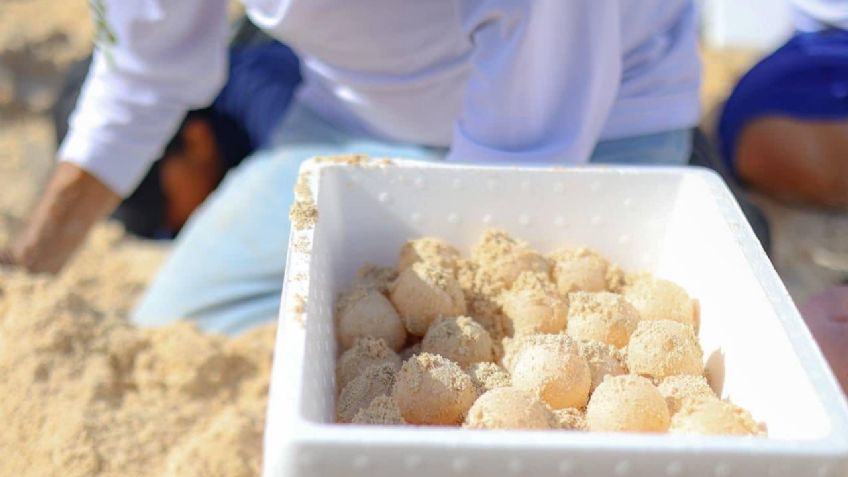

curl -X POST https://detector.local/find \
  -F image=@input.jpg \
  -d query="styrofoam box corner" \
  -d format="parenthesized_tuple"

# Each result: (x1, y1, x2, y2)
(264, 159, 848, 477)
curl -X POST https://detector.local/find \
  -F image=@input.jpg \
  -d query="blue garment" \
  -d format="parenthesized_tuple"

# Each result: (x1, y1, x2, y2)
(112, 41, 302, 239)
(132, 103, 692, 335)
(206, 42, 302, 169)
(718, 29, 848, 174)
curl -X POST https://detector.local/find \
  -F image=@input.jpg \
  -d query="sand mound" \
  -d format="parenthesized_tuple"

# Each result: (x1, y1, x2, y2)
(0, 224, 276, 477)
(1, 4, 275, 471)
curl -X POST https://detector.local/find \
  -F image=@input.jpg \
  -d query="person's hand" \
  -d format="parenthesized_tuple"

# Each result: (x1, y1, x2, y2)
(8, 161, 121, 274)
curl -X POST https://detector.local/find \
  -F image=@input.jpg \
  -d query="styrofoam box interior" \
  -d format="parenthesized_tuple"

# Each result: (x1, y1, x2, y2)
(264, 160, 848, 477)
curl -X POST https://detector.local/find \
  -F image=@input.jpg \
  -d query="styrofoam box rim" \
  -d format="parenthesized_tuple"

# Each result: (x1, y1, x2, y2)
(264, 159, 848, 477)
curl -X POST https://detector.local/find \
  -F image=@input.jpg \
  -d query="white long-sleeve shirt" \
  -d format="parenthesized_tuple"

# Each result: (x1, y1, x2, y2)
(60, 0, 701, 196)
(793, 0, 848, 31)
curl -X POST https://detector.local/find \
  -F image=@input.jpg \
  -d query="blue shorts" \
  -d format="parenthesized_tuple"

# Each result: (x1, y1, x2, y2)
(132, 103, 692, 335)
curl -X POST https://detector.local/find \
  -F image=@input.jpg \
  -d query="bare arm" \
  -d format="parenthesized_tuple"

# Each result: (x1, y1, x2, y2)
(1, 162, 120, 274)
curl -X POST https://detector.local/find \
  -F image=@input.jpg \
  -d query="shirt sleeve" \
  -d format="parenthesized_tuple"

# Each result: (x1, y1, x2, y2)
(447, 0, 623, 165)
(58, 0, 231, 197)
(792, 0, 848, 31)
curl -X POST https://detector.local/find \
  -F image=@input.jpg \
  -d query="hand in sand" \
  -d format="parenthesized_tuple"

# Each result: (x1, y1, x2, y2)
(7, 162, 121, 274)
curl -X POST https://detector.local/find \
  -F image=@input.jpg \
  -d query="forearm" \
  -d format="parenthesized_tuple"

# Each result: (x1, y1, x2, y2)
(6, 162, 120, 274)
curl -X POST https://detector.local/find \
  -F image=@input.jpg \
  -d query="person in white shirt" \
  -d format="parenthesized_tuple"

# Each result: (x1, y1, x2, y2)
(2, 0, 702, 333)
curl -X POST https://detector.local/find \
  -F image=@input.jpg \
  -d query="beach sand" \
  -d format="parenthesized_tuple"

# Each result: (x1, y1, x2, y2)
(1, 3, 275, 475)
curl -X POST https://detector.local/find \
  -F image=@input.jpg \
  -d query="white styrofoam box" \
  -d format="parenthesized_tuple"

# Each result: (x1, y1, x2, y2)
(264, 159, 848, 477)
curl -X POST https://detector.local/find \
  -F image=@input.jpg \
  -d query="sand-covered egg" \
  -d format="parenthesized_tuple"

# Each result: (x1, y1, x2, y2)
(352, 395, 407, 425)
(397, 237, 461, 273)
(586, 375, 670, 433)
(623, 273, 699, 331)
(552, 407, 587, 431)
(626, 320, 704, 379)
(566, 291, 639, 348)
(465, 362, 511, 397)
(335, 337, 402, 391)
(336, 364, 397, 423)
(670, 399, 760, 436)
(337, 287, 406, 351)
(550, 247, 620, 294)
(510, 337, 591, 409)
(471, 229, 550, 288)
(500, 271, 568, 335)
(501, 333, 571, 372)
(464, 387, 554, 430)
(657, 374, 717, 415)
(575, 339, 627, 391)
(393, 353, 476, 425)
(422, 316, 493, 367)
(389, 262, 466, 336)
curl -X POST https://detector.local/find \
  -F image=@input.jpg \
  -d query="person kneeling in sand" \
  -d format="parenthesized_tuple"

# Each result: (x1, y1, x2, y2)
(3, 1, 703, 335)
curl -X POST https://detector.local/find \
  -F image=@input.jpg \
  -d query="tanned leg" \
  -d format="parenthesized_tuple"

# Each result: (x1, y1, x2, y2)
(736, 116, 848, 207)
